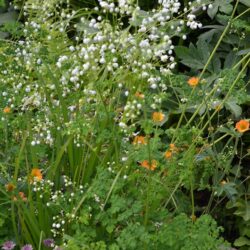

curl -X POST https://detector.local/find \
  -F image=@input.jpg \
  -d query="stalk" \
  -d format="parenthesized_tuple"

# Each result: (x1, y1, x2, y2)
(173, 0, 241, 138)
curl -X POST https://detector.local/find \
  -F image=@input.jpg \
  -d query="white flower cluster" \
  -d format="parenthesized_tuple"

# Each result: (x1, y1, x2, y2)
(187, 13, 202, 29)
(98, 0, 135, 14)
(0, 0, 214, 145)
(124, 99, 143, 119)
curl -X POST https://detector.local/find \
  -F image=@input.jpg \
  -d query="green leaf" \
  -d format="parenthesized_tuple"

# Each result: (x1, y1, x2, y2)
(179, 58, 205, 69)
(0, 11, 18, 25)
(0, 31, 8, 39)
(207, 4, 219, 19)
(234, 236, 250, 247)
(242, 227, 250, 237)
(234, 201, 250, 221)
(220, 3, 233, 14)
(175, 44, 205, 70)
(199, 27, 222, 42)
(216, 182, 238, 198)
(0, 0, 5, 7)
(237, 48, 250, 56)
(197, 38, 210, 62)
(208, 0, 233, 18)
(106, 224, 115, 234)
(224, 52, 238, 68)
(175, 39, 222, 73)
(174, 46, 191, 59)
(217, 127, 239, 137)
(225, 100, 242, 118)
(240, 0, 250, 7)
(209, 56, 221, 73)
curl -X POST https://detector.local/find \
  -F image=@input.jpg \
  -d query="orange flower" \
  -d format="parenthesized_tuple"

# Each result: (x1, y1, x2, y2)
(18, 192, 27, 201)
(133, 135, 147, 145)
(152, 112, 165, 122)
(5, 183, 15, 192)
(135, 91, 145, 99)
(188, 77, 199, 87)
(164, 150, 172, 159)
(164, 143, 178, 159)
(169, 143, 178, 152)
(12, 192, 27, 202)
(30, 168, 43, 181)
(3, 107, 11, 114)
(235, 120, 249, 133)
(140, 160, 157, 171)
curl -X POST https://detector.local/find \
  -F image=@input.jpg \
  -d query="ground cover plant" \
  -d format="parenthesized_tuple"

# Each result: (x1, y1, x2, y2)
(0, 0, 250, 249)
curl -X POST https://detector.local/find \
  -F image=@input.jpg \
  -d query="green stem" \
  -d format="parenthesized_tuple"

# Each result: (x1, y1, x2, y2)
(183, 0, 240, 127)
(190, 181, 195, 218)
(211, 133, 231, 146)
(233, 52, 250, 69)
(233, 7, 250, 20)
(200, 58, 250, 133)
(11, 203, 20, 246)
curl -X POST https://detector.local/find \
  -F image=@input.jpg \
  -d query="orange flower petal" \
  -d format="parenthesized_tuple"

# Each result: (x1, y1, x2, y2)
(3, 107, 11, 114)
(135, 92, 145, 99)
(133, 135, 147, 145)
(164, 150, 172, 159)
(12, 192, 27, 202)
(235, 120, 249, 133)
(18, 192, 27, 201)
(152, 112, 165, 122)
(140, 160, 157, 171)
(188, 77, 199, 87)
(30, 168, 43, 181)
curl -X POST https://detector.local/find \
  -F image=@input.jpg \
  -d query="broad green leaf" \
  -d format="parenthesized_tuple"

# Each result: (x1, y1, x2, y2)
(199, 28, 222, 42)
(216, 14, 230, 25)
(175, 44, 205, 70)
(242, 227, 250, 237)
(216, 182, 238, 198)
(0, 11, 17, 25)
(174, 46, 191, 59)
(218, 127, 239, 137)
(225, 100, 242, 118)
(202, 25, 225, 29)
(234, 201, 250, 221)
(197, 38, 210, 62)
(207, 0, 233, 19)
(179, 58, 205, 69)
(234, 237, 250, 247)
(220, 3, 233, 14)
(240, 0, 250, 7)
(198, 104, 207, 116)
(0, 31, 8, 39)
(224, 52, 238, 68)
(229, 165, 242, 178)
(209, 56, 221, 73)
(207, 4, 219, 19)
(224, 34, 242, 45)
(175, 39, 222, 72)
(0, 0, 5, 7)
(237, 48, 250, 56)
